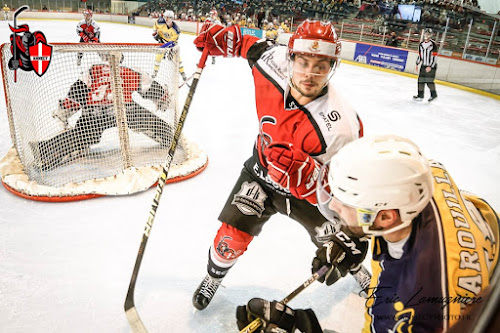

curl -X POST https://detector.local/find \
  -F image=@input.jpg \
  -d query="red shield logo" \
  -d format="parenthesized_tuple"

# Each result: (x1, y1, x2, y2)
(29, 42, 53, 77)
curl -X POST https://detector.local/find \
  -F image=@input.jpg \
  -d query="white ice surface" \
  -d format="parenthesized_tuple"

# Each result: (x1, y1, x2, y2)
(0, 20, 499, 333)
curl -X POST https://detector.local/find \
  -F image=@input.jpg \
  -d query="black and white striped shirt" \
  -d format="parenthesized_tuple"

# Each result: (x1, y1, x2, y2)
(416, 40, 438, 68)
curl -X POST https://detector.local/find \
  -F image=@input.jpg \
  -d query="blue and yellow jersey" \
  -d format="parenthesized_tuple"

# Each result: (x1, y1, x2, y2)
(364, 160, 499, 332)
(280, 23, 290, 33)
(153, 18, 181, 44)
(265, 27, 278, 41)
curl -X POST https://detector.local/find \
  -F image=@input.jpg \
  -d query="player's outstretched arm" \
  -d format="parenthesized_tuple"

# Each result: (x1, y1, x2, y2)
(194, 23, 243, 58)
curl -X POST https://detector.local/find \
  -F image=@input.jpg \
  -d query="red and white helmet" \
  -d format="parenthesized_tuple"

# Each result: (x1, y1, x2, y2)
(209, 9, 217, 17)
(288, 20, 341, 63)
(287, 20, 342, 91)
(83, 9, 93, 22)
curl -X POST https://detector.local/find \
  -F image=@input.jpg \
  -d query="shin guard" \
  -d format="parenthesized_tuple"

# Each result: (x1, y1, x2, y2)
(207, 223, 254, 278)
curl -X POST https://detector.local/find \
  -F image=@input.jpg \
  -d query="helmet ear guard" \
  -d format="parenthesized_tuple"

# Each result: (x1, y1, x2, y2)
(317, 135, 434, 236)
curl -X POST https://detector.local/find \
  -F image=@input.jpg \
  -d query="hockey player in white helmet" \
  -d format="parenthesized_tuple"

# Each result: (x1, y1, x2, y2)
(192, 20, 365, 311)
(76, 9, 100, 66)
(237, 135, 499, 333)
(152, 9, 188, 84)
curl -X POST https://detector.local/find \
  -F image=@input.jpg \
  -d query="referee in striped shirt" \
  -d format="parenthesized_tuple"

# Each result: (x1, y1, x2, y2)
(414, 28, 438, 102)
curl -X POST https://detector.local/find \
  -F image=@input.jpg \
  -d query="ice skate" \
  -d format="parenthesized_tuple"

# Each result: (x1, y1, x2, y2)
(428, 96, 437, 102)
(192, 274, 223, 310)
(412, 95, 423, 101)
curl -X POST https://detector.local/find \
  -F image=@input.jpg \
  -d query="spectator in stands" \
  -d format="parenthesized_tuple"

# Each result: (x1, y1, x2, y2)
(386, 31, 399, 47)
(372, 15, 385, 34)
(246, 17, 256, 28)
(257, 6, 265, 28)
(265, 22, 278, 40)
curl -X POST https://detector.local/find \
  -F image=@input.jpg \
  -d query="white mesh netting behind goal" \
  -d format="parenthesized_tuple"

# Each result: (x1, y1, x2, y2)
(0, 43, 208, 201)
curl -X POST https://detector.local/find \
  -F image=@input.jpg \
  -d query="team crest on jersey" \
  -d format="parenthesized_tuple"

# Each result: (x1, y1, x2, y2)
(232, 181, 267, 217)
(7, 7, 52, 81)
(314, 221, 340, 243)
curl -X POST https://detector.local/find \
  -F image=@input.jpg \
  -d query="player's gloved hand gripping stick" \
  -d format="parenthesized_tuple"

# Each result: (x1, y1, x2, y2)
(238, 265, 330, 333)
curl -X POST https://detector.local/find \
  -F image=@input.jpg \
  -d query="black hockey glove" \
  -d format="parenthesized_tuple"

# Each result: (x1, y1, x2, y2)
(236, 298, 322, 333)
(312, 230, 369, 286)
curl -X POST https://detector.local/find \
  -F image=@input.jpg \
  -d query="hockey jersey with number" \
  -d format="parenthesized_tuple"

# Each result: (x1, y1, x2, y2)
(76, 19, 101, 42)
(239, 36, 363, 198)
(364, 161, 499, 333)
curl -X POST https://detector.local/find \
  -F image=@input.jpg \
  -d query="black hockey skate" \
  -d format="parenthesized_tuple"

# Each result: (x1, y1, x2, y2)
(192, 274, 223, 310)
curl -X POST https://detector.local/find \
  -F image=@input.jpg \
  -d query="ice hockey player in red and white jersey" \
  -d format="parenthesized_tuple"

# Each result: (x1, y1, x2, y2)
(32, 57, 171, 170)
(191, 20, 366, 310)
(204, 9, 220, 65)
(76, 9, 101, 65)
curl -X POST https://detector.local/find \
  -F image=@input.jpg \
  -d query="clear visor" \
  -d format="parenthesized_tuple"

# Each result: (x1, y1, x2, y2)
(289, 53, 337, 77)
(317, 162, 379, 228)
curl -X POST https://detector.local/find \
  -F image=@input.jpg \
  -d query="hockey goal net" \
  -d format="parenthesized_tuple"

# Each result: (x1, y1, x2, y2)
(0, 43, 208, 201)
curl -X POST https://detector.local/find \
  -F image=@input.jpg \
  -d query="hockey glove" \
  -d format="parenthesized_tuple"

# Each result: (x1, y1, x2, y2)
(236, 298, 322, 333)
(193, 23, 242, 57)
(312, 230, 369, 286)
(79, 32, 89, 42)
(264, 142, 320, 204)
(90, 36, 99, 43)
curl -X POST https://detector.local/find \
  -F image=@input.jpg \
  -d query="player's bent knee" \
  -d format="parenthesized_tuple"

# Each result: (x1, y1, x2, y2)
(212, 223, 254, 262)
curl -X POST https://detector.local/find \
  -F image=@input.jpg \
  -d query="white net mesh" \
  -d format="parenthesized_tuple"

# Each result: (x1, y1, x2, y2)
(0, 43, 207, 200)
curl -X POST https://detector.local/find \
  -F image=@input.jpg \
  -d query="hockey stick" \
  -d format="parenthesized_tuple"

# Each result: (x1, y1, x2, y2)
(239, 264, 372, 333)
(12, 5, 29, 83)
(239, 265, 331, 333)
(124, 48, 210, 333)
(179, 72, 195, 88)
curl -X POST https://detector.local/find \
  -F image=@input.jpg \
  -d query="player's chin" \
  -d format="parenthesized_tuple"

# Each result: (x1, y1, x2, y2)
(299, 85, 320, 97)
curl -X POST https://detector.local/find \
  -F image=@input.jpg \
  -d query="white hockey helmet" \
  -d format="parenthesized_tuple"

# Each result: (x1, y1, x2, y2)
(209, 9, 217, 17)
(164, 10, 174, 19)
(316, 135, 434, 236)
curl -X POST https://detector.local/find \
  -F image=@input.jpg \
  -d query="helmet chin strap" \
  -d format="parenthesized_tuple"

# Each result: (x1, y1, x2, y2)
(362, 219, 412, 237)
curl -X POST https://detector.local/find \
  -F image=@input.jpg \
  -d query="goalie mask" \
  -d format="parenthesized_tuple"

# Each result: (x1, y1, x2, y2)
(287, 20, 341, 97)
(316, 135, 434, 236)
(83, 9, 93, 23)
